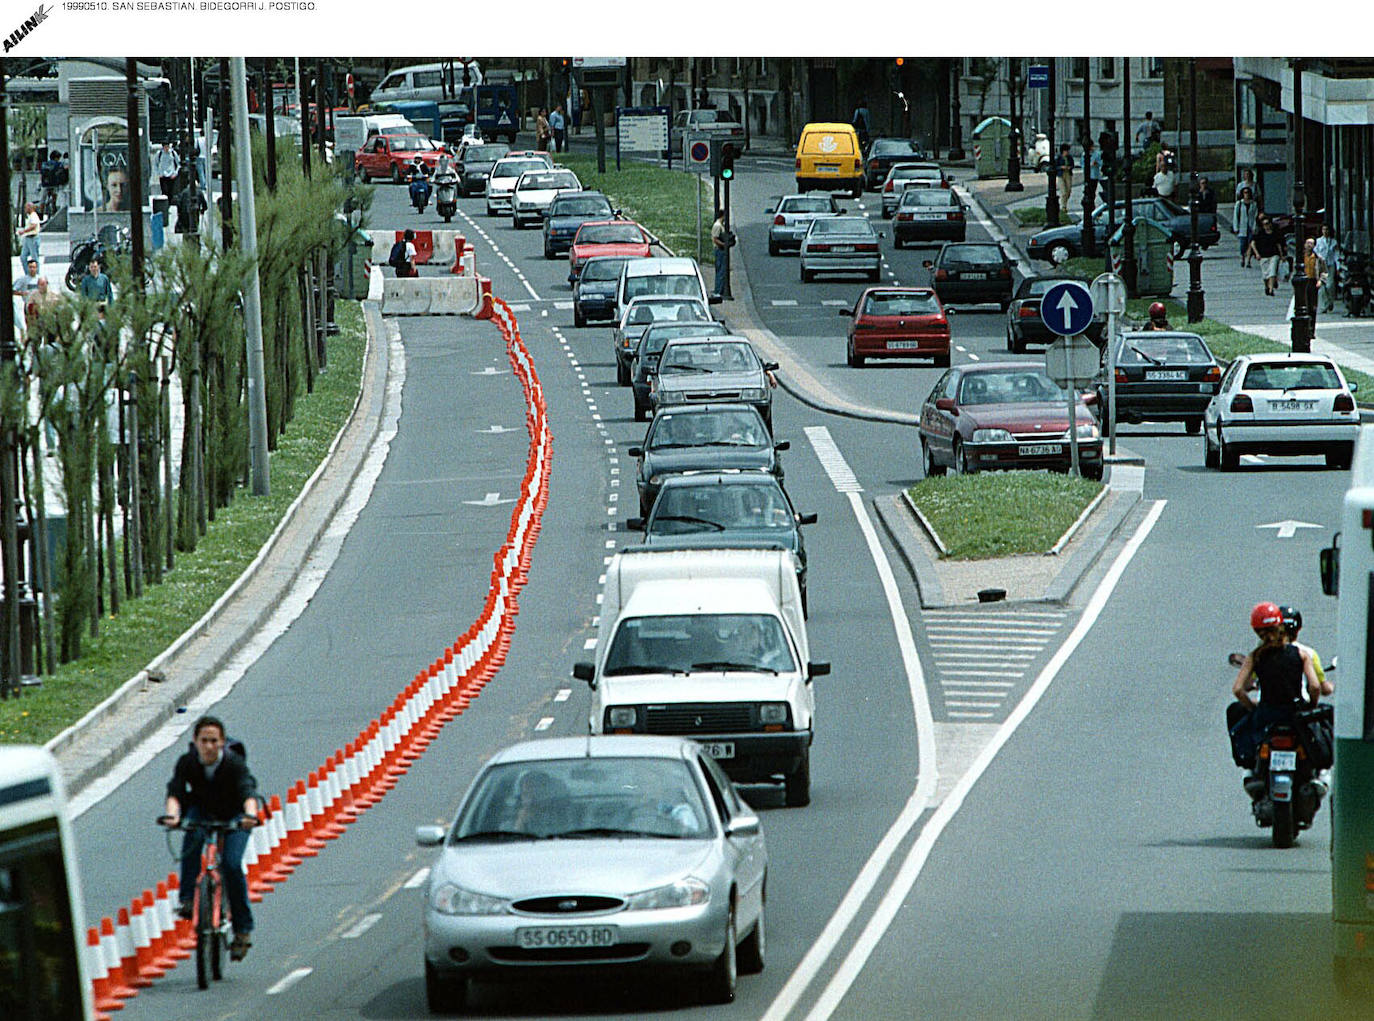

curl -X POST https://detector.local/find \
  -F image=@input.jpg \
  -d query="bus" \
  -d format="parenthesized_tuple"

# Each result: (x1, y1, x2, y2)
(0, 746, 93, 1020)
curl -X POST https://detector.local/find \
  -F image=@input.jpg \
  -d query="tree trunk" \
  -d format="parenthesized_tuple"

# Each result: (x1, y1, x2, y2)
(26, 427, 56, 675)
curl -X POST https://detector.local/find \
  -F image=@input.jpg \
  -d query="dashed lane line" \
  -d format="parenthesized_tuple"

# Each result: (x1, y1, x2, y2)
(267, 968, 313, 995)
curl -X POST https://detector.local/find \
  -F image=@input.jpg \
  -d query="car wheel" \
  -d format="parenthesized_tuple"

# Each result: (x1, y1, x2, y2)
(511, 215, 522, 230)
(1183, 416, 1202, 435)
(800, 265, 813, 283)
(634, 397, 648, 422)
(391, 164, 402, 184)
(894, 235, 905, 250)
(784, 750, 811, 807)
(573, 305, 586, 328)
(768, 239, 780, 257)
(868, 268, 882, 282)
(425, 961, 466, 1014)
(846, 340, 863, 368)
(702, 904, 738, 1004)
(616, 359, 630, 386)
(1328, 443, 1355, 470)
(852, 182, 863, 199)
(933, 352, 951, 368)
(1083, 463, 1104, 481)
(1203, 426, 1219, 468)
(543, 242, 554, 259)
(1218, 428, 1239, 470)
(951, 438, 974, 475)
(881, 207, 893, 220)
(922, 438, 946, 477)
(1007, 327, 1023, 354)
(1048, 242, 1072, 265)
(738, 888, 766, 975)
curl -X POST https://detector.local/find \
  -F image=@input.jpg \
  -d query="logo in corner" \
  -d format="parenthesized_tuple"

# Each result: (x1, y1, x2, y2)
(3, 4, 50, 54)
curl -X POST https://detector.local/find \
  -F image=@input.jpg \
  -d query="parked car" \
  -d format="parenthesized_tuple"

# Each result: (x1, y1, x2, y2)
(353, 133, 444, 182)
(511, 167, 581, 229)
(1026, 196, 1221, 265)
(1095, 330, 1221, 434)
(543, 191, 616, 259)
(631, 321, 730, 420)
(613, 296, 714, 386)
(653, 336, 778, 429)
(863, 137, 926, 191)
(485, 156, 552, 216)
(629, 403, 786, 516)
(452, 140, 510, 196)
(799, 216, 882, 283)
(569, 219, 653, 279)
(764, 193, 845, 256)
(416, 735, 766, 1012)
(1005, 276, 1106, 352)
(1202, 353, 1360, 470)
(924, 242, 1015, 309)
(839, 287, 950, 367)
(892, 189, 966, 247)
(670, 108, 746, 152)
(880, 162, 949, 217)
(628, 472, 815, 612)
(918, 363, 1103, 479)
(573, 255, 634, 328)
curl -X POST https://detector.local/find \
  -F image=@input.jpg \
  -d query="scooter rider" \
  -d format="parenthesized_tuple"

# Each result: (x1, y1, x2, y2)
(407, 157, 432, 211)
(1280, 604, 1333, 798)
(1144, 301, 1172, 331)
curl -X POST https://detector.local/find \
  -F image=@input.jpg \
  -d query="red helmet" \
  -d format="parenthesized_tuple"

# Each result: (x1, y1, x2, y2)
(1148, 301, 1168, 320)
(1250, 601, 1283, 632)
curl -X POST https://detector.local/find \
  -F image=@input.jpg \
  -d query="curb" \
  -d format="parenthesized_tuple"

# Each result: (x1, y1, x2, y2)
(48, 302, 392, 797)
(900, 489, 949, 557)
(872, 495, 946, 607)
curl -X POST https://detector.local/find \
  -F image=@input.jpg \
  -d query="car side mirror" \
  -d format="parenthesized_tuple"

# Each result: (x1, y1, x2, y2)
(764, 206, 775, 215)
(415, 825, 446, 847)
(923, 260, 934, 269)
(935, 397, 957, 412)
(838, 308, 853, 317)
(627, 446, 643, 457)
(774, 440, 790, 451)
(708, 294, 724, 305)
(1350, 381, 1360, 392)
(763, 361, 779, 372)
(573, 661, 596, 685)
(726, 815, 761, 838)
(1320, 534, 1341, 597)
(798, 512, 818, 525)
(626, 517, 646, 531)
(808, 661, 831, 680)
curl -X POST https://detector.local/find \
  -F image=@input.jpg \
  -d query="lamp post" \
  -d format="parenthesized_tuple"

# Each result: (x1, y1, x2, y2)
(1290, 59, 1312, 353)
(1005, 60, 1023, 192)
(1082, 60, 1096, 258)
(1120, 58, 1138, 297)
(948, 59, 965, 160)
(1045, 58, 1060, 227)
(1186, 58, 1206, 323)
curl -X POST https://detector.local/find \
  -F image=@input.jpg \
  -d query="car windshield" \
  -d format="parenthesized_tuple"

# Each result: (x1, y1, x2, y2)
(579, 224, 645, 245)
(648, 409, 767, 449)
(625, 275, 703, 300)
(466, 144, 509, 162)
(522, 172, 577, 190)
(899, 191, 956, 207)
(604, 613, 797, 676)
(958, 370, 1065, 405)
(1242, 362, 1343, 390)
(940, 244, 1004, 267)
(391, 136, 438, 151)
(891, 166, 941, 181)
(660, 341, 759, 375)
(809, 218, 872, 236)
(692, 111, 723, 124)
(493, 159, 544, 178)
(453, 757, 711, 841)
(1117, 334, 1213, 365)
(872, 139, 920, 155)
(554, 196, 612, 216)
(641, 323, 728, 356)
(627, 301, 707, 326)
(780, 196, 834, 213)
(580, 258, 629, 283)
(651, 483, 794, 534)
(863, 292, 941, 315)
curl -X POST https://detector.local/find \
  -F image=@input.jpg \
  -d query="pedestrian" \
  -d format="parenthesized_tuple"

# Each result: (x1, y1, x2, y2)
(1302, 234, 1328, 296)
(15, 201, 41, 266)
(153, 141, 181, 199)
(1194, 176, 1217, 214)
(1084, 139, 1102, 208)
(851, 98, 872, 150)
(12, 258, 40, 297)
(79, 255, 114, 304)
(1054, 143, 1074, 211)
(1236, 168, 1262, 207)
(388, 228, 419, 278)
(1152, 147, 1177, 199)
(1234, 187, 1259, 266)
(1135, 110, 1161, 149)
(549, 104, 566, 153)
(1314, 224, 1343, 313)
(711, 208, 732, 300)
(535, 108, 551, 152)
(24, 277, 59, 340)
(1248, 216, 1284, 296)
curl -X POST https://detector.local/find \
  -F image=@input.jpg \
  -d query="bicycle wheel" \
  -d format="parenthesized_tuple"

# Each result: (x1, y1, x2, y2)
(209, 876, 225, 981)
(195, 873, 213, 989)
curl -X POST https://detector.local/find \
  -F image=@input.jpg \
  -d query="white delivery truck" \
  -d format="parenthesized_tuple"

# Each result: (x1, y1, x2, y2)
(574, 547, 829, 806)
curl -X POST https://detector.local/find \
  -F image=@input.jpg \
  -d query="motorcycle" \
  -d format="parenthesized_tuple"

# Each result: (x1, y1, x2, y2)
(1342, 251, 1369, 317)
(65, 224, 131, 292)
(434, 170, 459, 223)
(408, 170, 432, 214)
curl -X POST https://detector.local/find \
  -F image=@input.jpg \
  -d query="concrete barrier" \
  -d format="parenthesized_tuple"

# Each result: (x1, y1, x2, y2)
(429, 276, 479, 315)
(382, 277, 432, 315)
(367, 265, 383, 302)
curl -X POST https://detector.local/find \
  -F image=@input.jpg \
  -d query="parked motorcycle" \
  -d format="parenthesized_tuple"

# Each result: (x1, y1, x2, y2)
(65, 224, 131, 292)
(434, 170, 458, 223)
(1342, 251, 1369, 317)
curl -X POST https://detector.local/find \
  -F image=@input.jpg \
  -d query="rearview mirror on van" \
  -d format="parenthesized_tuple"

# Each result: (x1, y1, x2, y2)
(626, 517, 646, 531)
(797, 513, 818, 526)
(708, 294, 724, 305)
(627, 446, 643, 457)
(808, 661, 831, 680)
(774, 441, 790, 451)
(573, 662, 595, 686)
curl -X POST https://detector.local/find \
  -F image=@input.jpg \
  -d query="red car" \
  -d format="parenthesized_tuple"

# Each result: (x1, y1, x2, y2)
(839, 287, 951, 367)
(567, 220, 652, 280)
(353, 133, 445, 183)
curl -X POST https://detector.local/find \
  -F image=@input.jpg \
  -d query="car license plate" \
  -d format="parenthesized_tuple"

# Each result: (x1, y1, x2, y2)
(1146, 370, 1187, 381)
(887, 340, 920, 350)
(961, 272, 989, 280)
(1271, 399, 1316, 411)
(1269, 750, 1298, 771)
(832, 245, 854, 253)
(701, 742, 736, 759)
(516, 926, 619, 950)
(1018, 443, 1063, 456)
(818, 165, 838, 174)
(912, 212, 942, 220)
(1351, 287, 1364, 296)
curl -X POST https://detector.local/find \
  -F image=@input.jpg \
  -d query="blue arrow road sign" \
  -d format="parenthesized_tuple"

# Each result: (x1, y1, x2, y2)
(1041, 280, 1094, 336)
(1027, 64, 1050, 89)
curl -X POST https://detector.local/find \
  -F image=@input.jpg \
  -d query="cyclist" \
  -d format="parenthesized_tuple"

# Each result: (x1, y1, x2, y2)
(162, 715, 259, 961)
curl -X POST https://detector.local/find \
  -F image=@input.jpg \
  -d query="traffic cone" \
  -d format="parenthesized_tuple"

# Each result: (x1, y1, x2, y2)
(167, 874, 194, 950)
(150, 883, 189, 964)
(129, 897, 167, 980)
(114, 907, 152, 988)
(99, 916, 137, 1000)
(302, 774, 328, 849)
(87, 926, 124, 1013)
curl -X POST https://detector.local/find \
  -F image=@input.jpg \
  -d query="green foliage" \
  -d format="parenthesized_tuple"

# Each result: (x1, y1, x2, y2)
(908, 472, 1102, 559)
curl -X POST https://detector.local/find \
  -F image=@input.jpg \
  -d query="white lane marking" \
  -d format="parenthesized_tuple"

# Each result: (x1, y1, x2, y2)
(404, 867, 430, 889)
(341, 913, 382, 939)
(948, 711, 995, 719)
(535, 717, 555, 732)
(799, 500, 1167, 1021)
(583, 637, 597, 649)
(804, 426, 863, 493)
(944, 700, 1003, 708)
(822, 300, 848, 307)
(554, 301, 573, 309)
(764, 443, 936, 1021)
(926, 624, 1059, 635)
(927, 610, 1067, 620)
(772, 299, 799, 307)
(927, 641, 1044, 651)
(939, 670, 1024, 678)
(966, 352, 981, 361)
(554, 689, 572, 702)
(508, 303, 531, 312)
(940, 680, 1016, 689)
(267, 968, 313, 995)
(932, 652, 1035, 661)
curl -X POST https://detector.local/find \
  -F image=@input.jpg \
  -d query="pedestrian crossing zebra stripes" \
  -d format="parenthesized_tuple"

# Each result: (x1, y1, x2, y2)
(923, 607, 1069, 720)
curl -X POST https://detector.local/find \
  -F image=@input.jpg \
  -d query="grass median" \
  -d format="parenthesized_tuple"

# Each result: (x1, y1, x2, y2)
(909, 472, 1102, 560)
(555, 154, 714, 263)
(0, 301, 367, 746)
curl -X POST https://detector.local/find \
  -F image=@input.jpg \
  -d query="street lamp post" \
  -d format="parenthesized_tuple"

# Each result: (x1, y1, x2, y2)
(1120, 58, 1138, 296)
(1082, 60, 1096, 258)
(948, 59, 965, 160)
(1290, 59, 1313, 354)
(1045, 58, 1060, 227)
(1186, 58, 1206, 323)
(1005, 60, 1023, 192)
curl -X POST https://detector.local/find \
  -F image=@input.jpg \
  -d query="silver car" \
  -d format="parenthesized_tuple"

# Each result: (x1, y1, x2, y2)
(613, 296, 713, 386)
(485, 156, 549, 216)
(511, 167, 582, 229)
(880, 162, 948, 217)
(799, 216, 882, 283)
(765, 193, 845, 256)
(652, 336, 777, 430)
(417, 736, 767, 1012)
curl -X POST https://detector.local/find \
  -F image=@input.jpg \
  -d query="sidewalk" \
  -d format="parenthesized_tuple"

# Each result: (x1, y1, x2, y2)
(964, 174, 1374, 378)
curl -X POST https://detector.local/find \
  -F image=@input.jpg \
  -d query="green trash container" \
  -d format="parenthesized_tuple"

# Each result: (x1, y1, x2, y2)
(1108, 217, 1174, 297)
(335, 226, 373, 300)
(972, 117, 1011, 179)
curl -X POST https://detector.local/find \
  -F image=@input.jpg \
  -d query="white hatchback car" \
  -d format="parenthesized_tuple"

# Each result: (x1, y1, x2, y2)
(485, 156, 552, 216)
(511, 168, 582, 229)
(1202, 353, 1360, 469)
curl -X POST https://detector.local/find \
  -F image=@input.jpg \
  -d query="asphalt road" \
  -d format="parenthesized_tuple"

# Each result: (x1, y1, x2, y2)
(71, 153, 1360, 1020)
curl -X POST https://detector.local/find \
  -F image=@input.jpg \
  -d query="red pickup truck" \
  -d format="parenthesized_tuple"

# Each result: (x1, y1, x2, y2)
(354, 133, 445, 183)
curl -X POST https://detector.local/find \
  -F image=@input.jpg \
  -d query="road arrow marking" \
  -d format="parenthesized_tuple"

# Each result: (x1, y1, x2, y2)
(1056, 291, 1078, 332)
(1256, 519, 1323, 539)
(463, 492, 516, 507)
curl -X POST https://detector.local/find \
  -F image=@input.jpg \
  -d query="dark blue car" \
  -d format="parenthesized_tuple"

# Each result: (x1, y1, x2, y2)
(543, 191, 616, 259)
(1027, 197, 1220, 265)
(573, 255, 632, 328)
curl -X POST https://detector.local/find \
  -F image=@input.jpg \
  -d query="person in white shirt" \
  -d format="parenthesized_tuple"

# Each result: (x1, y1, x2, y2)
(153, 141, 181, 198)
(16, 202, 41, 266)
(1313, 224, 1343, 313)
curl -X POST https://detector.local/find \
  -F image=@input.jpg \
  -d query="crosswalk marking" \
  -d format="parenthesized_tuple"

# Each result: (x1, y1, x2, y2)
(805, 426, 863, 493)
(925, 607, 1067, 721)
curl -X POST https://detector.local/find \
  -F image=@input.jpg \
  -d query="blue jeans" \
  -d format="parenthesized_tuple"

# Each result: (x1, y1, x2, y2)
(179, 807, 253, 935)
(714, 248, 729, 296)
(20, 235, 39, 266)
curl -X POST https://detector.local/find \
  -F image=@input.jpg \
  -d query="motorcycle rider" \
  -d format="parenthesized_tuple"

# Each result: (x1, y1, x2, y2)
(1144, 301, 1172, 331)
(407, 157, 432, 211)
(1280, 605, 1333, 799)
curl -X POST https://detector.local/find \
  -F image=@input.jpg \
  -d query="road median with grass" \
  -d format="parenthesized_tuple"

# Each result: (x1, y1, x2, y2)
(555, 154, 713, 262)
(908, 472, 1103, 560)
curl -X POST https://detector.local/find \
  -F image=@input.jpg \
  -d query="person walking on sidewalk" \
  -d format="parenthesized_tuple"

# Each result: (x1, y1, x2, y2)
(1055, 144, 1074, 213)
(153, 141, 181, 199)
(1084, 140, 1102, 209)
(549, 105, 566, 153)
(535, 108, 551, 152)
(1236, 168, 1262, 208)
(1314, 224, 1343, 313)
(1234, 188, 1258, 266)
(711, 208, 733, 300)
(1248, 216, 1284, 296)
(16, 202, 42, 266)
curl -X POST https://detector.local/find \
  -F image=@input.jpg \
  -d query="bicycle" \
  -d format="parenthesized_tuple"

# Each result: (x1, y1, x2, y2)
(157, 815, 256, 989)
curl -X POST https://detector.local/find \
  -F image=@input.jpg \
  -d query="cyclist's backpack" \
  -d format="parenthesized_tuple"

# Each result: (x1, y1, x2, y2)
(388, 239, 407, 269)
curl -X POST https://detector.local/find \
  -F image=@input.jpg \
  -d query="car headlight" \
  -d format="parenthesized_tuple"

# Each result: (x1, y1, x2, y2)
(647, 474, 667, 485)
(658, 391, 686, 404)
(1076, 423, 1100, 440)
(758, 702, 788, 725)
(623, 877, 710, 911)
(740, 388, 767, 401)
(431, 883, 508, 916)
(607, 706, 637, 728)
(971, 428, 1014, 443)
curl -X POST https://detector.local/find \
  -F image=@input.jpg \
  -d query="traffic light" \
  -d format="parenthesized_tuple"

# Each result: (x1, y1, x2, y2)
(894, 57, 905, 68)
(720, 143, 737, 180)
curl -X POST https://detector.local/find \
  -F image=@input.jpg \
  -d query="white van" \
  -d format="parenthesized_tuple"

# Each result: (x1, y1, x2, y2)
(573, 548, 829, 806)
(370, 62, 483, 105)
(615, 256, 713, 322)
(334, 113, 427, 154)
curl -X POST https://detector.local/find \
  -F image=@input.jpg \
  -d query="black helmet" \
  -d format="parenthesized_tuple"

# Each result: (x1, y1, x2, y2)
(1278, 605, 1302, 635)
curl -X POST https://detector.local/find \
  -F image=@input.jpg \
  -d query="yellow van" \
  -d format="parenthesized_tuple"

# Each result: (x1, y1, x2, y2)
(795, 122, 864, 196)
